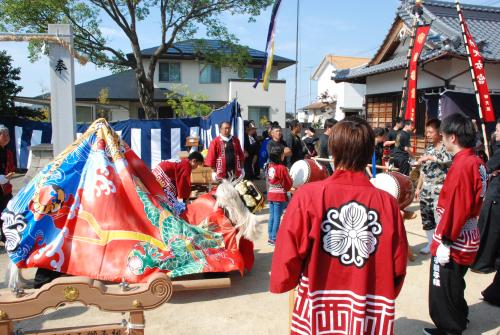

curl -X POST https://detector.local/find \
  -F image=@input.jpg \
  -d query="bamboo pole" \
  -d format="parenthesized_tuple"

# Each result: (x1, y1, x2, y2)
(172, 277, 231, 292)
(455, 0, 491, 158)
(398, 2, 423, 154)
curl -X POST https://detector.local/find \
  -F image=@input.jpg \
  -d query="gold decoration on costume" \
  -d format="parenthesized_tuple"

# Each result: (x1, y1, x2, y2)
(70, 210, 168, 251)
(32, 184, 65, 218)
(64, 286, 79, 301)
(132, 299, 142, 308)
(0, 310, 7, 320)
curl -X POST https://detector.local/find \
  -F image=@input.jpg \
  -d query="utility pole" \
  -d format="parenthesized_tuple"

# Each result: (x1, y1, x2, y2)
(294, 0, 300, 119)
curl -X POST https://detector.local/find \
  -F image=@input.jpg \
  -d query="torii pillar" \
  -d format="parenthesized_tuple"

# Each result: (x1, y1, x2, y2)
(48, 24, 76, 156)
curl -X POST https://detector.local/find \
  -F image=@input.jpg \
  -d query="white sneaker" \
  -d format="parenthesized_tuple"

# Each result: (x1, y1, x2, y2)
(420, 229, 435, 255)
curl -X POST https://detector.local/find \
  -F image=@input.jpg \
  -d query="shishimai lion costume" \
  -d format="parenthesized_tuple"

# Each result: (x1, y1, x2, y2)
(1, 119, 259, 290)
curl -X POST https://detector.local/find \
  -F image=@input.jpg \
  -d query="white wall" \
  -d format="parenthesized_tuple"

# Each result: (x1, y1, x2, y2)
(342, 83, 366, 108)
(316, 63, 365, 120)
(366, 59, 450, 95)
(365, 58, 500, 95)
(152, 59, 279, 102)
(317, 63, 335, 97)
(229, 80, 286, 126)
(111, 108, 130, 121)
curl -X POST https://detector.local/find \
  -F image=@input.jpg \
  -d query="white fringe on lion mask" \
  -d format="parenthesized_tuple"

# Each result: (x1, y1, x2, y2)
(214, 181, 260, 243)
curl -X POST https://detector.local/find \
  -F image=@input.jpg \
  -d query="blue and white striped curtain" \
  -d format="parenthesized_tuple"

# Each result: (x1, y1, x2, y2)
(3, 99, 243, 169)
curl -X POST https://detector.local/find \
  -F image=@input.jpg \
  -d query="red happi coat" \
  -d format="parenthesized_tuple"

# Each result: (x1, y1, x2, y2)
(270, 170, 408, 335)
(205, 136, 244, 180)
(152, 159, 192, 200)
(0, 147, 15, 195)
(430, 148, 487, 266)
(267, 163, 293, 202)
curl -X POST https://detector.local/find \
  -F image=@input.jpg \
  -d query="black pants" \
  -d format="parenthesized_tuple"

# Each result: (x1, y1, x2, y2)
(34, 268, 63, 289)
(472, 198, 500, 273)
(482, 271, 500, 307)
(244, 155, 255, 179)
(429, 256, 469, 334)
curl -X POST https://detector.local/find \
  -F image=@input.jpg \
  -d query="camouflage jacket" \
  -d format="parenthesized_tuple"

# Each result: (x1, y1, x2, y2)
(422, 143, 453, 186)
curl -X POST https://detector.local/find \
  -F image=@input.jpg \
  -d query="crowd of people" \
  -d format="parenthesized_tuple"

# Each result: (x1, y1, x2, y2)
(1, 114, 500, 335)
(192, 115, 499, 335)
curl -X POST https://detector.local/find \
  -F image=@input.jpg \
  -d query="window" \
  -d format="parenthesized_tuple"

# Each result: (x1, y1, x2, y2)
(241, 67, 261, 80)
(248, 106, 270, 126)
(199, 64, 221, 83)
(158, 106, 174, 119)
(159, 62, 181, 82)
(76, 106, 94, 123)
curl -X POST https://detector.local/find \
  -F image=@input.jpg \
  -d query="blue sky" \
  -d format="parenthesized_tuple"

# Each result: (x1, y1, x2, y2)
(1, 0, 494, 114)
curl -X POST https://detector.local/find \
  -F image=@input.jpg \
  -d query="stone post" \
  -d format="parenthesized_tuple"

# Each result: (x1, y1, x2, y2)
(48, 24, 76, 156)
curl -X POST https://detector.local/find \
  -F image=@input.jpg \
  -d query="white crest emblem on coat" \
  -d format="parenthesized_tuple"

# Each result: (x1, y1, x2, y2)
(268, 167, 276, 180)
(321, 201, 382, 268)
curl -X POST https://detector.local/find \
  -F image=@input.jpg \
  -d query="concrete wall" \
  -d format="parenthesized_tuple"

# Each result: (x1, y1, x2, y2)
(229, 79, 286, 126)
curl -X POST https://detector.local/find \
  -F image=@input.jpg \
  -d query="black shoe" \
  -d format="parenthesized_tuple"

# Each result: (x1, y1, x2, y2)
(423, 328, 445, 335)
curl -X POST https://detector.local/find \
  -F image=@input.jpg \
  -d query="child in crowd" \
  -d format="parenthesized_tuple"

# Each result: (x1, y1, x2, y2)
(267, 145, 292, 246)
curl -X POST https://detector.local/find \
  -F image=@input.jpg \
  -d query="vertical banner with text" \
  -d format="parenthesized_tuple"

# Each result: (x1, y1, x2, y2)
(459, 10, 496, 122)
(404, 25, 430, 122)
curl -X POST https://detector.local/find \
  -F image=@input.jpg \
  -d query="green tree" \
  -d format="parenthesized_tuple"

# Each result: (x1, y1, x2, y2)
(97, 87, 110, 119)
(0, 50, 49, 121)
(0, 50, 22, 117)
(0, 0, 273, 119)
(165, 84, 212, 118)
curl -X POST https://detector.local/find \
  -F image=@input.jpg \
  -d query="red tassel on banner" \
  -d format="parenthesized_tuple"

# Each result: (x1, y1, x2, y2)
(404, 25, 430, 122)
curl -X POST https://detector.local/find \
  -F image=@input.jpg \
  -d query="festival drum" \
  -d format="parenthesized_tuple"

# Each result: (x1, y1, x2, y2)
(234, 180, 265, 213)
(290, 159, 329, 188)
(370, 172, 414, 209)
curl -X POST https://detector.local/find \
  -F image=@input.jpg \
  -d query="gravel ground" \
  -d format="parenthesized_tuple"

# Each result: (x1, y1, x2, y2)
(1, 174, 499, 334)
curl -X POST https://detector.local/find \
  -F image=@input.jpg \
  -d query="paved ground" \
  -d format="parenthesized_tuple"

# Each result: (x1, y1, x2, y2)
(1, 174, 499, 334)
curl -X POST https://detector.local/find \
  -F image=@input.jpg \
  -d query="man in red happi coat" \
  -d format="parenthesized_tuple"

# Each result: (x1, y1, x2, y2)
(270, 117, 408, 335)
(0, 125, 15, 242)
(425, 113, 487, 335)
(152, 151, 204, 202)
(205, 121, 244, 180)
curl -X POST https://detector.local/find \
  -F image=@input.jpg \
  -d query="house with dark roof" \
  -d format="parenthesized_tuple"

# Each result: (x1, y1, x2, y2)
(301, 55, 369, 124)
(28, 39, 295, 125)
(334, 0, 500, 146)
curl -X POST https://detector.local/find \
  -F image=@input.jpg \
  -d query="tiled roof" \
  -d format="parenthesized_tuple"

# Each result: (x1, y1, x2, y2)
(326, 55, 369, 70)
(335, 0, 500, 82)
(301, 101, 332, 110)
(36, 70, 172, 101)
(133, 39, 295, 68)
